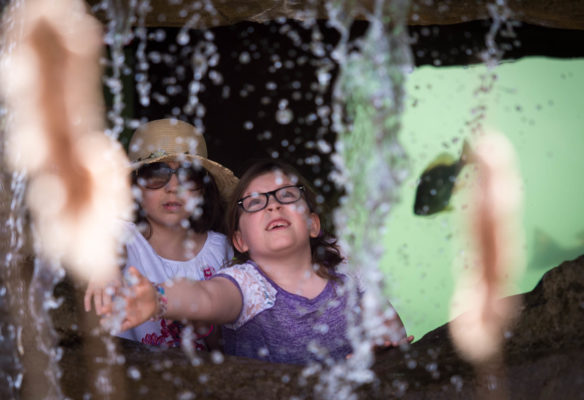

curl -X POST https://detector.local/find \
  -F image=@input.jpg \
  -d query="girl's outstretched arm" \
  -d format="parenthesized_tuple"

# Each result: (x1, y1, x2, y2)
(117, 267, 242, 332)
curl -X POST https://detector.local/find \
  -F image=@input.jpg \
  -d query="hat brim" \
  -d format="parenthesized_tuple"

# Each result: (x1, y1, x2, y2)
(131, 154, 238, 202)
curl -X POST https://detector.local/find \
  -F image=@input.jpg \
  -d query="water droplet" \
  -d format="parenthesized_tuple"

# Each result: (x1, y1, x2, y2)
(258, 347, 269, 357)
(239, 51, 251, 64)
(178, 391, 196, 400)
(176, 32, 190, 45)
(276, 109, 293, 125)
(316, 140, 332, 154)
(211, 350, 224, 364)
(127, 366, 141, 380)
(450, 375, 463, 391)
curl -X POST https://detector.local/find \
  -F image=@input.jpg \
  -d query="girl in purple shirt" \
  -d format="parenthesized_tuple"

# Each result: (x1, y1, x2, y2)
(113, 160, 411, 364)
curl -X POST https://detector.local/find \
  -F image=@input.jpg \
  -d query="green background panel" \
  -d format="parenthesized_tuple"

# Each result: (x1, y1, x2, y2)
(381, 57, 584, 340)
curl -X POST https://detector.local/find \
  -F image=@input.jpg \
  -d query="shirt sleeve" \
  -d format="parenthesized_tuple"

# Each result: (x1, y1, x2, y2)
(213, 263, 277, 329)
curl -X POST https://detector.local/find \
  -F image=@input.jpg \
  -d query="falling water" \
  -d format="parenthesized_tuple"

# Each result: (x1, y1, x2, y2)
(1, 2, 36, 398)
(469, 0, 517, 136)
(0, 0, 414, 398)
(0, 0, 549, 398)
(312, 0, 412, 397)
(0, 168, 27, 399)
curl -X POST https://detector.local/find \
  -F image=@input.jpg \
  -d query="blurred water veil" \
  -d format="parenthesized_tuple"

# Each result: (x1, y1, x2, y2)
(0, 0, 415, 398)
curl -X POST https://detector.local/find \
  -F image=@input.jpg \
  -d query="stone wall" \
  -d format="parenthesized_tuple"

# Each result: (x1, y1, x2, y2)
(46, 254, 584, 399)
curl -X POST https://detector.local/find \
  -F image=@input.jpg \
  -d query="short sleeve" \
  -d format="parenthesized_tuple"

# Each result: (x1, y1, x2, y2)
(214, 263, 277, 329)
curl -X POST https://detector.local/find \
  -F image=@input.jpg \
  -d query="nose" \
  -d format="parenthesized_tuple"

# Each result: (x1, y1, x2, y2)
(265, 193, 281, 210)
(164, 172, 180, 192)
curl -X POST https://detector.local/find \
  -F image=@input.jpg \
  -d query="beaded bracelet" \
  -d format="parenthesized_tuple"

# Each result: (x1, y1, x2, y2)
(151, 283, 168, 321)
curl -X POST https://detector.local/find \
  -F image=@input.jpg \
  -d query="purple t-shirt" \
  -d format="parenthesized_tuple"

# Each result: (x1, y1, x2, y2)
(214, 261, 358, 365)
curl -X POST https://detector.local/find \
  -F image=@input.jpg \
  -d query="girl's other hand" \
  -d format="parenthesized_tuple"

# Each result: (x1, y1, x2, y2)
(84, 274, 121, 315)
(346, 335, 414, 360)
(373, 335, 414, 353)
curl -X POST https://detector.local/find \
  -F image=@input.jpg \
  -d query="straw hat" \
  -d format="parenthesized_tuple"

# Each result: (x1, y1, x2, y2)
(128, 118, 238, 200)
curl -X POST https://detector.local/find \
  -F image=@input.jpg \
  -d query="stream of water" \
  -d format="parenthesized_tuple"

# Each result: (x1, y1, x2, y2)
(0, 0, 527, 398)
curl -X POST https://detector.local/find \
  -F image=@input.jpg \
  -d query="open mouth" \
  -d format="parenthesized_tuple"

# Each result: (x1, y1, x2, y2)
(266, 219, 290, 231)
(163, 201, 183, 210)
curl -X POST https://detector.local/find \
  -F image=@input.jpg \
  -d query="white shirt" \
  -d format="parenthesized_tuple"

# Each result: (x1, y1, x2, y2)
(117, 222, 233, 346)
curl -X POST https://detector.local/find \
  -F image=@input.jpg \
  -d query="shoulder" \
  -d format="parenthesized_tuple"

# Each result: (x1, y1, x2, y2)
(215, 263, 277, 329)
(215, 262, 267, 287)
(200, 231, 234, 267)
(122, 221, 146, 247)
(332, 271, 364, 295)
(205, 231, 231, 250)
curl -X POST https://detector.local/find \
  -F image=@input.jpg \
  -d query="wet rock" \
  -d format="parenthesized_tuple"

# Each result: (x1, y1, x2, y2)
(48, 254, 584, 399)
(85, 0, 584, 30)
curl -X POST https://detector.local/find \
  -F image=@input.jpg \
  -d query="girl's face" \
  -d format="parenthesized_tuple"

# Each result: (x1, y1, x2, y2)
(233, 171, 320, 260)
(139, 161, 202, 231)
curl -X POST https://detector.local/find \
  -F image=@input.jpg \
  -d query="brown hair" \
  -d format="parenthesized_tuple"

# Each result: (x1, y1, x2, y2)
(226, 159, 344, 280)
(133, 164, 226, 238)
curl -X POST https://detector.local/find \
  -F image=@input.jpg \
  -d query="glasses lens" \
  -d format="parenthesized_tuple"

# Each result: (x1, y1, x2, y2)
(137, 163, 172, 189)
(240, 186, 303, 212)
(241, 193, 266, 212)
(136, 163, 202, 190)
(176, 167, 200, 191)
(275, 186, 302, 204)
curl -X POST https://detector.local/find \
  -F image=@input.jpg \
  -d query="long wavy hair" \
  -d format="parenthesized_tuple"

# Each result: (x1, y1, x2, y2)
(226, 159, 344, 280)
(133, 163, 226, 238)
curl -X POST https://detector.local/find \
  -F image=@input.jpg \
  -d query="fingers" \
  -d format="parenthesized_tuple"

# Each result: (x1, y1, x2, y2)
(125, 266, 143, 283)
(120, 316, 138, 332)
(94, 266, 155, 333)
(84, 276, 122, 314)
(84, 281, 106, 314)
(84, 283, 94, 312)
(372, 335, 415, 354)
(94, 289, 102, 314)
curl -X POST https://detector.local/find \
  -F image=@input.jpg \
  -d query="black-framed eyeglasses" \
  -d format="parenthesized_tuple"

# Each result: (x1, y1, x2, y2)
(135, 162, 201, 190)
(237, 185, 305, 213)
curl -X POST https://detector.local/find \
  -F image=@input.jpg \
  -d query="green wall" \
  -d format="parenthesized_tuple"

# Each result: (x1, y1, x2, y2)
(381, 57, 584, 340)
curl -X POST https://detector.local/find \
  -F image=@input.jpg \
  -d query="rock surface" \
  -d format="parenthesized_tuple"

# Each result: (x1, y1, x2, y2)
(85, 0, 584, 30)
(1, 173, 583, 399)
(45, 254, 584, 399)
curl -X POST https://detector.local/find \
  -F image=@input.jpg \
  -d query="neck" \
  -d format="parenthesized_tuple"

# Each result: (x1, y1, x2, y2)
(251, 247, 327, 298)
(147, 224, 207, 261)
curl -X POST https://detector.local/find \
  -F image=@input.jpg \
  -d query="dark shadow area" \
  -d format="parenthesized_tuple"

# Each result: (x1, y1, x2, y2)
(105, 19, 584, 229)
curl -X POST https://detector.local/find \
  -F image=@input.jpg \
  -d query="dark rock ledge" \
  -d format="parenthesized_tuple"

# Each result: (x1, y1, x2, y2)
(43, 255, 584, 399)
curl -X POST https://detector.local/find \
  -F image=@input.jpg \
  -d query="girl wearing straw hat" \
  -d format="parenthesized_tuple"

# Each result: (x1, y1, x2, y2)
(85, 118, 238, 349)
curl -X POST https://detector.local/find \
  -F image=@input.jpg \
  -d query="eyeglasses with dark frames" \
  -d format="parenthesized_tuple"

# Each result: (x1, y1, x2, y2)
(237, 185, 305, 213)
(135, 162, 202, 191)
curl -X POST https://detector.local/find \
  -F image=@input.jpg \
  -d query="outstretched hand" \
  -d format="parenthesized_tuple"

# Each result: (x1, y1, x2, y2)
(99, 266, 159, 333)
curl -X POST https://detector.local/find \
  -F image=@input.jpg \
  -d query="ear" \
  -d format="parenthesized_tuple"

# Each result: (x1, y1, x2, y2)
(308, 212, 321, 239)
(232, 230, 249, 253)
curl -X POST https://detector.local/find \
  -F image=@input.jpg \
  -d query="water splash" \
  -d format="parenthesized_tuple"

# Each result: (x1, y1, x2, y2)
(92, 0, 143, 139)
(469, 0, 518, 136)
(1, 2, 32, 397)
(311, 0, 413, 397)
(27, 258, 66, 400)
(0, 169, 27, 399)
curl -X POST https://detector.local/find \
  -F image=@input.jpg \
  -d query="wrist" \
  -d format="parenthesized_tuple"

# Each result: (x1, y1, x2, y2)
(151, 283, 168, 321)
